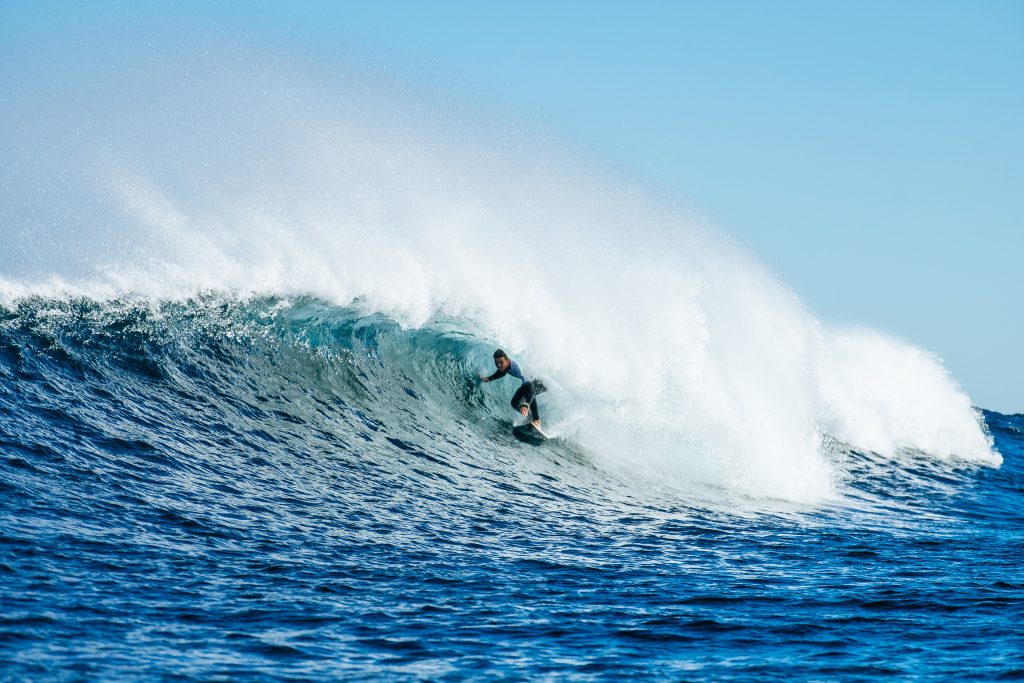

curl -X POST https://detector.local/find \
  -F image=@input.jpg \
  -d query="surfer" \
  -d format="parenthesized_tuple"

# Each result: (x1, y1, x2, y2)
(480, 349, 546, 428)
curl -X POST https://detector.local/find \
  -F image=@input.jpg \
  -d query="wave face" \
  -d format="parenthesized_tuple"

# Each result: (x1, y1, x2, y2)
(1, 25, 1019, 680)
(0, 296, 1022, 680)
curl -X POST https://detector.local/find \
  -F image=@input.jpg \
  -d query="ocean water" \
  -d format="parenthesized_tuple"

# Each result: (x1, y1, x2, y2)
(0, 296, 1020, 681)
(2, 29, 1021, 681)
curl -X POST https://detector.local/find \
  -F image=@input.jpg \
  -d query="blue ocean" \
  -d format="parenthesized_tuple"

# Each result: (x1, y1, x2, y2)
(0, 296, 1020, 681)
(1, 31, 1021, 682)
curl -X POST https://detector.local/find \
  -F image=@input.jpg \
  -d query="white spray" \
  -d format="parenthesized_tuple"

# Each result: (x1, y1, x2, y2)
(0, 36, 999, 503)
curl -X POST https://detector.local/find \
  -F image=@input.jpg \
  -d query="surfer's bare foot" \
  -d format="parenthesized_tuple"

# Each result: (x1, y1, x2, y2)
(532, 419, 541, 429)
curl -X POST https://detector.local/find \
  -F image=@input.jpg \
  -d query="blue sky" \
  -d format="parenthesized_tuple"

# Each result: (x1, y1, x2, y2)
(4, 2, 1022, 412)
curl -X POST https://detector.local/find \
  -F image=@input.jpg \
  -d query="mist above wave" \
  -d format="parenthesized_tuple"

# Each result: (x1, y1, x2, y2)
(0, 27, 999, 503)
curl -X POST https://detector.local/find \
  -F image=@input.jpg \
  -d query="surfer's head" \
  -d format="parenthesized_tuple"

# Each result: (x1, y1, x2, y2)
(493, 349, 510, 371)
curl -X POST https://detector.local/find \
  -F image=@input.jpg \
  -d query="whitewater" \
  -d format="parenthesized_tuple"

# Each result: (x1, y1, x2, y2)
(1, 33, 1020, 681)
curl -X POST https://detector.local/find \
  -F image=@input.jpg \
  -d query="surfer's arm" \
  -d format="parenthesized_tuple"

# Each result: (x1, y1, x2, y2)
(481, 368, 507, 382)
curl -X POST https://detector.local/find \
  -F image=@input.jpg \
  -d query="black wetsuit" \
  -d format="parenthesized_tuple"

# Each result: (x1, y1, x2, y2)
(487, 360, 546, 421)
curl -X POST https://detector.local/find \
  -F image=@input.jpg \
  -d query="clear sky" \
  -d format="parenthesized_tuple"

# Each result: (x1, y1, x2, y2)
(3, 2, 1022, 412)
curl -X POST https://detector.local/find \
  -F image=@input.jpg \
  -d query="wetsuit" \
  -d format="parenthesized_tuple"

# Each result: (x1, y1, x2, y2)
(486, 360, 546, 421)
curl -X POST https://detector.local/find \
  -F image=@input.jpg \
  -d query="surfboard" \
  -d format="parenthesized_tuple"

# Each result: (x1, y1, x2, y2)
(512, 423, 548, 445)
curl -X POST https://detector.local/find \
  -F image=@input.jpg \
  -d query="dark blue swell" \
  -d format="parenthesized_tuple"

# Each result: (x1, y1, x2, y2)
(0, 296, 1021, 680)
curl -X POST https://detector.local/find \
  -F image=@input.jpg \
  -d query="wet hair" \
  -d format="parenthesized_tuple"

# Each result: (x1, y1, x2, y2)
(493, 349, 509, 360)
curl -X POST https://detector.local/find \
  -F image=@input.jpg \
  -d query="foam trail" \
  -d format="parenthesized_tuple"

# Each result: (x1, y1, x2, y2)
(0, 33, 999, 503)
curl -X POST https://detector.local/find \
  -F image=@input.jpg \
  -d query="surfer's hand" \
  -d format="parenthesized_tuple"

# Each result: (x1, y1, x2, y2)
(519, 406, 529, 417)
(479, 375, 489, 382)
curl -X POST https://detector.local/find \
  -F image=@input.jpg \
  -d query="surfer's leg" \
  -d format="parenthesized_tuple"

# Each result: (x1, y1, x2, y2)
(511, 383, 533, 412)
(525, 380, 542, 422)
